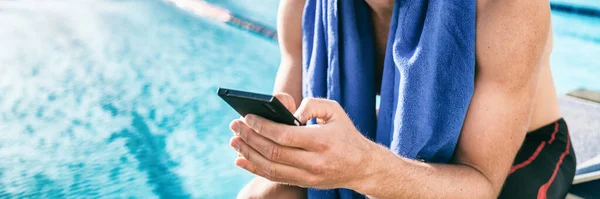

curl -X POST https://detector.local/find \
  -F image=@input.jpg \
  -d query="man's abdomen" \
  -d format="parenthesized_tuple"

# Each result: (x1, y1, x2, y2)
(528, 25, 562, 133)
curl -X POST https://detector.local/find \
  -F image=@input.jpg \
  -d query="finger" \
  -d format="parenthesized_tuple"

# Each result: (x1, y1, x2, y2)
(235, 157, 305, 186)
(235, 157, 317, 188)
(243, 114, 317, 149)
(230, 119, 241, 136)
(273, 92, 297, 113)
(234, 120, 318, 169)
(231, 137, 314, 184)
(234, 156, 269, 178)
(235, 157, 313, 187)
(294, 98, 343, 124)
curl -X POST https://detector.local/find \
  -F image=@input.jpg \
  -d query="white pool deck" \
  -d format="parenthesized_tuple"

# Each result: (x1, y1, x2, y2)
(563, 90, 600, 199)
(560, 89, 600, 166)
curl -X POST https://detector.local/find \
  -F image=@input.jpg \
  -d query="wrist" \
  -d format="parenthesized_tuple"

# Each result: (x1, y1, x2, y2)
(346, 143, 395, 195)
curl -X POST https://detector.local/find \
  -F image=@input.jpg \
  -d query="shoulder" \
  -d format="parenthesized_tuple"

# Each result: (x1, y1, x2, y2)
(475, 0, 551, 89)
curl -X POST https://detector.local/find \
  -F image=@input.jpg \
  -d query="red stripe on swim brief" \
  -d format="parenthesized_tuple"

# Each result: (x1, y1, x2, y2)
(509, 121, 559, 174)
(548, 122, 559, 144)
(536, 130, 571, 199)
(509, 141, 546, 174)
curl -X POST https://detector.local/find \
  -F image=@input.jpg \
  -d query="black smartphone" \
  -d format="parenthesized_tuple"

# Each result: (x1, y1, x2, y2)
(217, 87, 303, 126)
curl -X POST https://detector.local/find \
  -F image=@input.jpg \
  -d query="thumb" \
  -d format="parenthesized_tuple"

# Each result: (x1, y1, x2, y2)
(294, 98, 341, 124)
(273, 92, 297, 113)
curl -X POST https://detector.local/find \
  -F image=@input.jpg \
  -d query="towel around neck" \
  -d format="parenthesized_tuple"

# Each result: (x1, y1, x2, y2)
(302, 0, 475, 198)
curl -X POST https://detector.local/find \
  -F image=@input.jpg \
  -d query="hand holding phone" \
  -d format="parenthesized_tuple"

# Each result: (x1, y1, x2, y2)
(217, 88, 303, 126)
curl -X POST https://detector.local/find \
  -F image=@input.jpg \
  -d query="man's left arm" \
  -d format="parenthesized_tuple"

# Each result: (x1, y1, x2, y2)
(355, 0, 551, 198)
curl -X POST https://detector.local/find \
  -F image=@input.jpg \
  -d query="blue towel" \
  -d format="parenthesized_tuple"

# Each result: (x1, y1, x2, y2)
(302, 0, 476, 198)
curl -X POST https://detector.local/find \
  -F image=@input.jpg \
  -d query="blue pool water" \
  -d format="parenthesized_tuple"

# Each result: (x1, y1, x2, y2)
(552, 0, 600, 10)
(0, 0, 278, 198)
(0, 0, 598, 198)
(204, 0, 278, 30)
(551, 12, 600, 93)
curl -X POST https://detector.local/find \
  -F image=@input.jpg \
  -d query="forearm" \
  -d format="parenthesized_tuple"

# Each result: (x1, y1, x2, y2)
(352, 145, 495, 199)
(352, 76, 540, 199)
(273, 61, 303, 107)
(273, 0, 305, 108)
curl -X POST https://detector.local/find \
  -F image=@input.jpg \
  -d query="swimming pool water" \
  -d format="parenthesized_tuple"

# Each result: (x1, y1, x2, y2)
(551, 12, 600, 93)
(551, 0, 600, 10)
(0, 0, 598, 199)
(0, 0, 277, 198)
(204, 0, 278, 30)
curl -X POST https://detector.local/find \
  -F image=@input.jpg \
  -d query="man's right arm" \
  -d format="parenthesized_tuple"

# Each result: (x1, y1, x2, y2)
(272, 0, 305, 107)
(237, 0, 306, 198)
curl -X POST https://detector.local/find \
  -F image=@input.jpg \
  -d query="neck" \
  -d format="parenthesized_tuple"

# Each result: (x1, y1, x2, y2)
(365, 0, 394, 20)
(365, 1, 393, 32)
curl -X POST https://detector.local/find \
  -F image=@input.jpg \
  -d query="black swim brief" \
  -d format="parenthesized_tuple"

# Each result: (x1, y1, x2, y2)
(499, 118, 576, 199)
